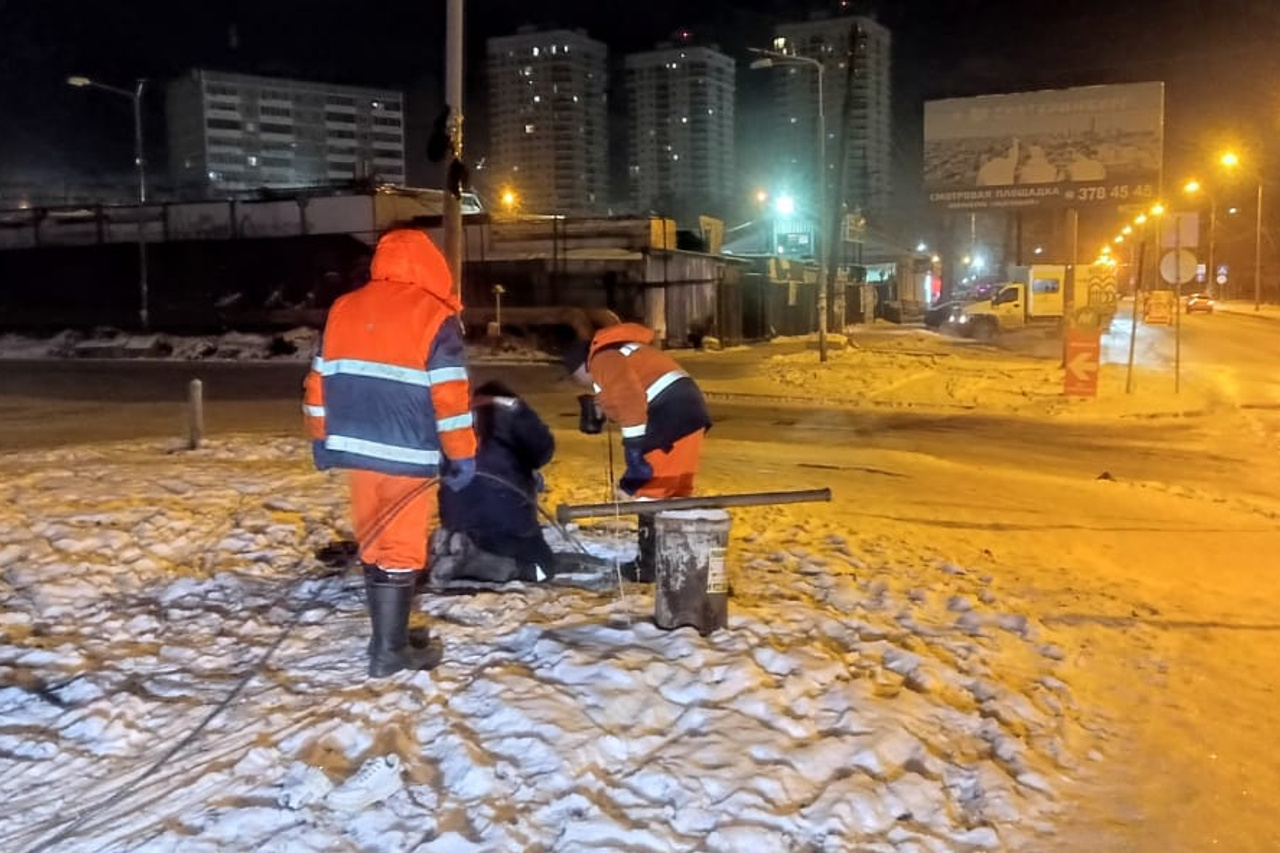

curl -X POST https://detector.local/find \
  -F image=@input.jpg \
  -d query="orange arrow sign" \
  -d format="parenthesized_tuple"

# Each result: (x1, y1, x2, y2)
(1067, 350, 1098, 382)
(1064, 331, 1100, 397)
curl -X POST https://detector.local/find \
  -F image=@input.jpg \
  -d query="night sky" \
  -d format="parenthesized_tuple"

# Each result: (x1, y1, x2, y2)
(2, 0, 1278, 221)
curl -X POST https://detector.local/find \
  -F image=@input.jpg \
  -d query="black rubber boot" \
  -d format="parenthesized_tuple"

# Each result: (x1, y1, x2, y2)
(363, 565, 443, 678)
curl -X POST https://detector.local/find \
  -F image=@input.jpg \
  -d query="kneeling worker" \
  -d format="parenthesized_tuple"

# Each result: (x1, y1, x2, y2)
(564, 322, 712, 498)
(433, 381, 559, 585)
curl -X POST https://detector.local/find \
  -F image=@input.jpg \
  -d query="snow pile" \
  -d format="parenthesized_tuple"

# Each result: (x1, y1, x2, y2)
(687, 329, 1207, 419)
(0, 328, 319, 362)
(0, 436, 1090, 852)
(0, 328, 555, 365)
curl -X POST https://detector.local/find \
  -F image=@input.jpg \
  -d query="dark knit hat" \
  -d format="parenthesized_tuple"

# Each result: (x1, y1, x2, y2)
(562, 339, 591, 374)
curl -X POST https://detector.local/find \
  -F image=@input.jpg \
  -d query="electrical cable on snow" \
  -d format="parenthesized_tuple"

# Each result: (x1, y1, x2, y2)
(21, 479, 441, 853)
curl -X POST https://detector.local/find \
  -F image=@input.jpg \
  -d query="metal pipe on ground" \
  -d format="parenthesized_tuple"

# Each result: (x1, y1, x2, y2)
(555, 488, 832, 524)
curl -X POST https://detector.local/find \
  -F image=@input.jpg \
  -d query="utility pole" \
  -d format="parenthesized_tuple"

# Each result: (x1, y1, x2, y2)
(1126, 238, 1146, 394)
(133, 79, 149, 330)
(826, 23, 863, 333)
(1062, 208, 1079, 366)
(1255, 181, 1264, 311)
(442, 0, 465, 296)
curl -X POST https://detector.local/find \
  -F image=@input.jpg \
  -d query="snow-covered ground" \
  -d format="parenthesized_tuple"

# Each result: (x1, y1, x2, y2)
(685, 326, 1209, 420)
(0, 328, 557, 365)
(4, 315, 1280, 851)
(2, 433, 1098, 853)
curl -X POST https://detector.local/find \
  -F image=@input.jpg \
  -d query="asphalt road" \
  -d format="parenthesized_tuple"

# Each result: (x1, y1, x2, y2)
(3, 328, 1278, 503)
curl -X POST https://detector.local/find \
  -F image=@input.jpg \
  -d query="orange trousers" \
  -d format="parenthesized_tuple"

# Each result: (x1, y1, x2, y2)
(348, 470, 437, 570)
(635, 429, 705, 499)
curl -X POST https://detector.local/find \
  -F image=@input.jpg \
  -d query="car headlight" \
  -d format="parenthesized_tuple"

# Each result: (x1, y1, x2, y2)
(958, 314, 969, 324)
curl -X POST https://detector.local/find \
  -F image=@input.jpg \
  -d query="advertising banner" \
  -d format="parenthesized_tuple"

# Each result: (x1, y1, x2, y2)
(924, 82, 1165, 210)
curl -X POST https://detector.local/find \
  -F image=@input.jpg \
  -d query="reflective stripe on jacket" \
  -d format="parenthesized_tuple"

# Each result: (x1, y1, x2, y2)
(588, 322, 711, 452)
(302, 229, 477, 477)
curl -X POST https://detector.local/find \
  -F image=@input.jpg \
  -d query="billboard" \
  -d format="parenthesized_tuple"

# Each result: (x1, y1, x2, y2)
(924, 82, 1164, 210)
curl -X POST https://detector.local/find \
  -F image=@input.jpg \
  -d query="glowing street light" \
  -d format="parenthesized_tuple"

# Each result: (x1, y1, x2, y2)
(750, 44, 830, 361)
(1114, 235, 1124, 244)
(1134, 213, 1148, 225)
(1183, 177, 1219, 303)
(774, 195, 796, 216)
(1150, 202, 1166, 216)
(1218, 150, 1264, 310)
(500, 188, 518, 210)
(1101, 245, 1112, 255)
(1122, 225, 1133, 235)
(755, 189, 768, 205)
(1033, 245, 1044, 255)
(69, 73, 149, 329)
(915, 241, 928, 252)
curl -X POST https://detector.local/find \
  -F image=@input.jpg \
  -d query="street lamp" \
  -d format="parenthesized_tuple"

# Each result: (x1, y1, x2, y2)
(1183, 178, 1217, 299)
(1219, 151, 1264, 311)
(750, 47, 829, 361)
(499, 187, 518, 216)
(69, 74, 149, 329)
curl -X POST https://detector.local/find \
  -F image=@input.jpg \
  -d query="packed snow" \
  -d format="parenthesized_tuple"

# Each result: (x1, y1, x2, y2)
(0, 434, 1091, 852)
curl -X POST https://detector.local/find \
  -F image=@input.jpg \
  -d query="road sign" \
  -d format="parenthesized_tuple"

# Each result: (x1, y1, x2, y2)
(1064, 330, 1100, 397)
(1160, 249, 1198, 285)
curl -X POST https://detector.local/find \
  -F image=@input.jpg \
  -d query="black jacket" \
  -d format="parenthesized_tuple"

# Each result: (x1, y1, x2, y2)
(439, 382, 555, 569)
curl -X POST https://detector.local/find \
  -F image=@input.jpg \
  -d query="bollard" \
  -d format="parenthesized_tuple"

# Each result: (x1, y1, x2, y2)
(653, 509, 731, 635)
(187, 378, 204, 450)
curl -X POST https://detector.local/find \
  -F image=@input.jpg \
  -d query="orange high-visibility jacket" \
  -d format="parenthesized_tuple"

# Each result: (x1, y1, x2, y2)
(303, 229, 477, 477)
(587, 323, 711, 452)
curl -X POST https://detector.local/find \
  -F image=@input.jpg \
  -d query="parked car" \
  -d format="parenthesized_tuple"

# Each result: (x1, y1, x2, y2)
(924, 300, 964, 330)
(1186, 293, 1215, 314)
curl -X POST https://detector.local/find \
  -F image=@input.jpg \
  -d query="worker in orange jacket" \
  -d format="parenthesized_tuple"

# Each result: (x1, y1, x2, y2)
(303, 229, 476, 678)
(565, 323, 711, 499)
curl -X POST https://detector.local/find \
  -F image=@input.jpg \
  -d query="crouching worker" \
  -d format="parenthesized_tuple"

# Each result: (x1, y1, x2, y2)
(564, 323, 712, 498)
(303, 228, 477, 678)
(432, 381, 559, 586)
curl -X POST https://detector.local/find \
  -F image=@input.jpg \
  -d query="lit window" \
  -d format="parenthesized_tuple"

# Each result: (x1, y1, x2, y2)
(672, 154, 680, 161)
(681, 116, 688, 123)
(551, 45, 557, 54)
(533, 95, 541, 103)
(248, 155, 259, 166)
(790, 117, 798, 124)
(372, 100, 382, 109)
(708, 109, 714, 115)
(532, 47, 539, 57)
(525, 124, 535, 133)
(572, 95, 579, 102)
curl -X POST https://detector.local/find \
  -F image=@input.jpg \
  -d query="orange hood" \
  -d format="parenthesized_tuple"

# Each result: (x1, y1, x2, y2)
(369, 229, 461, 311)
(589, 322, 654, 359)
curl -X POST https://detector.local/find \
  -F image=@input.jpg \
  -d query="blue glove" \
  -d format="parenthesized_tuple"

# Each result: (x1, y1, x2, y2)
(442, 457, 476, 492)
(618, 446, 654, 496)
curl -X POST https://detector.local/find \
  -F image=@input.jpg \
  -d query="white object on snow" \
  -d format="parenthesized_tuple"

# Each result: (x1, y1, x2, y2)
(326, 754, 405, 811)
(277, 762, 334, 809)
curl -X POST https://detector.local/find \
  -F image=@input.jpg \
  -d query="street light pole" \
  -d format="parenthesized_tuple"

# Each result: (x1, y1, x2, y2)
(442, 0, 465, 297)
(69, 75, 149, 329)
(1254, 181, 1264, 311)
(750, 49, 827, 361)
